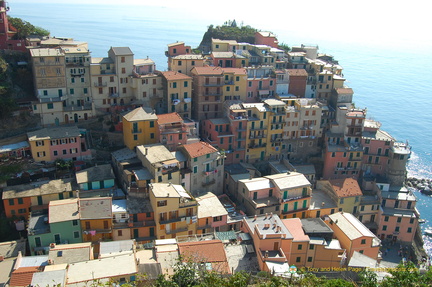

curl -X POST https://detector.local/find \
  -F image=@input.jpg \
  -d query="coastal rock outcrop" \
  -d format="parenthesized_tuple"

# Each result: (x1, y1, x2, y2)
(406, 177, 432, 195)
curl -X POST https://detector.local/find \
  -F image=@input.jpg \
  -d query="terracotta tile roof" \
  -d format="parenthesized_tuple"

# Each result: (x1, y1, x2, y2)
(178, 240, 230, 274)
(157, 113, 183, 125)
(161, 71, 191, 81)
(222, 68, 247, 75)
(9, 267, 41, 287)
(192, 66, 224, 75)
(329, 178, 363, 198)
(181, 141, 217, 158)
(282, 218, 310, 242)
(287, 69, 308, 77)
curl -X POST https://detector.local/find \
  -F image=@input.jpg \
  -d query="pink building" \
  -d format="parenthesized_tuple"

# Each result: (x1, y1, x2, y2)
(255, 32, 279, 48)
(196, 192, 228, 234)
(246, 77, 276, 101)
(157, 113, 188, 151)
(27, 126, 91, 162)
(201, 102, 248, 164)
(377, 185, 419, 243)
(0, 1, 26, 52)
(245, 66, 276, 102)
(361, 119, 394, 178)
(241, 214, 291, 272)
(323, 144, 363, 180)
(323, 108, 366, 180)
(201, 117, 245, 165)
(166, 42, 191, 58)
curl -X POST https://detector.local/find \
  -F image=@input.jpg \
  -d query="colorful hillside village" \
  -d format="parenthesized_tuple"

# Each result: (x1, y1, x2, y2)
(0, 2, 423, 285)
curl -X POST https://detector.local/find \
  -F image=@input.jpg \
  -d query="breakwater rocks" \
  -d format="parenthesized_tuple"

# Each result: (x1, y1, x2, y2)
(406, 177, 432, 195)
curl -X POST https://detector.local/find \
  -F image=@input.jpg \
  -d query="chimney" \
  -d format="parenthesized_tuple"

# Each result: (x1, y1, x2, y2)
(145, 147, 148, 155)
(265, 213, 268, 219)
(253, 215, 257, 221)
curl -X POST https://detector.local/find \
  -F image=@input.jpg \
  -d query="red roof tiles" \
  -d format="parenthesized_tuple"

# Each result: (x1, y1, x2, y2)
(182, 141, 218, 158)
(192, 66, 224, 75)
(9, 267, 41, 287)
(329, 178, 363, 198)
(287, 69, 308, 77)
(161, 71, 191, 81)
(157, 113, 183, 125)
(178, 240, 230, 274)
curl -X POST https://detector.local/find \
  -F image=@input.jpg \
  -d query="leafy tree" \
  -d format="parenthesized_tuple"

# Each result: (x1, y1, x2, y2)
(278, 43, 291, 53)
(380, 261, 432, 287)
(199, 23, 258, 49)
(359, 269, 378, 287)
(7, 17, 50, 39)
(55, 159, 73, 171)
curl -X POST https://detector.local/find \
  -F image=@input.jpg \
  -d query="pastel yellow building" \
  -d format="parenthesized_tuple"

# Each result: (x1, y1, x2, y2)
(169, 54, 205, 76)
(122, 107, 158, 150)
(316, 178, 363, 215)
(243, 103, 270, 163)
(161, 71, 193, 119)
(221, 68, 247, 102)
(149, 183, 198, 239)
(263, 99, 285, 161)
(211, 38, 238, 52)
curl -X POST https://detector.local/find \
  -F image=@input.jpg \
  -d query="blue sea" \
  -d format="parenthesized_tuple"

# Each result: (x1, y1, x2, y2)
(9, 2, 432, 253)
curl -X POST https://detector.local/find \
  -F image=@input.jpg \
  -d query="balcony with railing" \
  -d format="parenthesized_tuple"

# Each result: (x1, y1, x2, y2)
(202, 179, 216, 187)
(131, 128, 142, 134)
(83, 228, 112, 234)
(160, 216, 187, 225)
(270, 137, 283, 142)
(253, 196, 280, 208)
(160, 125, 187, 134)
(63, 103, 92, 112)
(100, 69, 115, 75)
(197, 224, 212, 230)
(161, 165, 179, 174)
(203, 79, 223, 87)
(248, 143, 267, 149)
(179, 200, 197, 208)
(249, 133, 266, 139)
(66, 61, 88, 67)
(38, 94, 69, 103)
(129, 220, 155, 228)
(165, 226, 188, 235)
(94, 81, 107, 87)
(113, 219, 130, 228)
